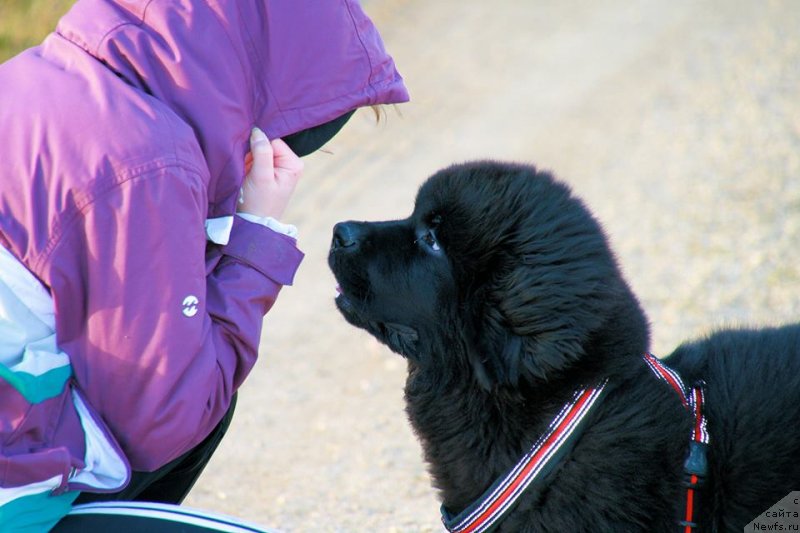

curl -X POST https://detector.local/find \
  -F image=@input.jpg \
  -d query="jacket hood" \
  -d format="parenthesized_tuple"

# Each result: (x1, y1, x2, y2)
(56, 0, 409, 217)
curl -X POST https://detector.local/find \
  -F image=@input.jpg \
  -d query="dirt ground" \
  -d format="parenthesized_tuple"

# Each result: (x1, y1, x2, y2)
(184, 1, 800, 531)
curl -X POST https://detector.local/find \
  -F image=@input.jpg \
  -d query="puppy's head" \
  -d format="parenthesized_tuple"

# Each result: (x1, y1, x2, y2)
(328, 161, 648, 390)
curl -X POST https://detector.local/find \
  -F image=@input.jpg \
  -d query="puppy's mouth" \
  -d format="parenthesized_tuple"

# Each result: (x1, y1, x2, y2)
(333, 281, 365, 323)
(333, 283, 421, 361)
(334, 283, 353, 311)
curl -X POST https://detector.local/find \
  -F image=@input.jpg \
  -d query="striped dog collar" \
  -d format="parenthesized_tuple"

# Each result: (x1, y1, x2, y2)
(440, 355, 710, 533)
(643, 354, 709, 444)
(440, 382, 609, 533)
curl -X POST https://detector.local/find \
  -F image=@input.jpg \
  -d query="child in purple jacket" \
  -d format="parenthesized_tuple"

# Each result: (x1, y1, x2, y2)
(0, 1, 408, 530)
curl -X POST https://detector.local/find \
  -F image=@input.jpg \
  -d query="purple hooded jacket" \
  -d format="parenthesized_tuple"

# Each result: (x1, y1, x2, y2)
(0, 0, 408, 517)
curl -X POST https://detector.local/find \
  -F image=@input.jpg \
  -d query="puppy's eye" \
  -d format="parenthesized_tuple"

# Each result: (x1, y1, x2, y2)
(421, 229, 441, 252)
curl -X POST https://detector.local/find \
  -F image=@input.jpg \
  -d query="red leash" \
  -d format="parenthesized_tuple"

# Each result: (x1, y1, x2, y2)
(644, 353, 710, 532)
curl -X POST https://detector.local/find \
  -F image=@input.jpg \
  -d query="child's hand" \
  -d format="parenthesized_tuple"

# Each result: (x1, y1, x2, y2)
(238, 127, 303, 220)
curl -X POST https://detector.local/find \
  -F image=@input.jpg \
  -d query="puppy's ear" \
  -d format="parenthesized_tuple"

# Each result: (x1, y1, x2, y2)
(462, 290, 503, 390)
(471, 332, 525, 389)
(470, 310, 585, 389)
(464, 306, 530, 390)
(473, 331, 583, 390)
(465, 344, 494, 391)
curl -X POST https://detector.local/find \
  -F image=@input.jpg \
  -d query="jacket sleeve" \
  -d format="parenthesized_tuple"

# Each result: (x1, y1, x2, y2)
(41, 162, 303, 471)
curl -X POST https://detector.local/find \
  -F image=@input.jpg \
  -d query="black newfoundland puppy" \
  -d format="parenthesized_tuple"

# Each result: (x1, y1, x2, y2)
(328, 161, 800, 532)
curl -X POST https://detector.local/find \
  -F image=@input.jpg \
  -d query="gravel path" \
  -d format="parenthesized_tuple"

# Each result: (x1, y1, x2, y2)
(185, 1, 800, 531)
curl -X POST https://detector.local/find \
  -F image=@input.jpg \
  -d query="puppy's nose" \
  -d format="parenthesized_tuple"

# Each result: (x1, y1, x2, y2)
(332, 222, 364, 251)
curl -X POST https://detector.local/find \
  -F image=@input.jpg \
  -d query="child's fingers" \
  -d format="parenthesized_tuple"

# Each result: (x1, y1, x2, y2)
(248, 127, 274, 181)
(270, 137, 304, 177)
(238, 128, 300, 219)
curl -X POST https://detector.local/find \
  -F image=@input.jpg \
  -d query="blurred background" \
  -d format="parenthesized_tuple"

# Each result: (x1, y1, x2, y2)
(3, 0, 799, 531)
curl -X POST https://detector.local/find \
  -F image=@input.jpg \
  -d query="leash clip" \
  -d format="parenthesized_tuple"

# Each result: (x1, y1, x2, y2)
(683, 441, 708, 487)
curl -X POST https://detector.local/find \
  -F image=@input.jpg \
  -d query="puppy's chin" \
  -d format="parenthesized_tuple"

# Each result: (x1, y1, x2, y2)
(334, 294, 421, 361)
(334, 292, 361, 324)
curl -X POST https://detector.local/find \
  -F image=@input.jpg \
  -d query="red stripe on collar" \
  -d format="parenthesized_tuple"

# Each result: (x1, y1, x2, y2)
(644, 353, 689, 407)
(441, 382, 609, 533)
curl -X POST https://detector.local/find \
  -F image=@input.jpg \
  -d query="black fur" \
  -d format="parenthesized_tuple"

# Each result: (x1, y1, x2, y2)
(327, 161, 800, 532)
